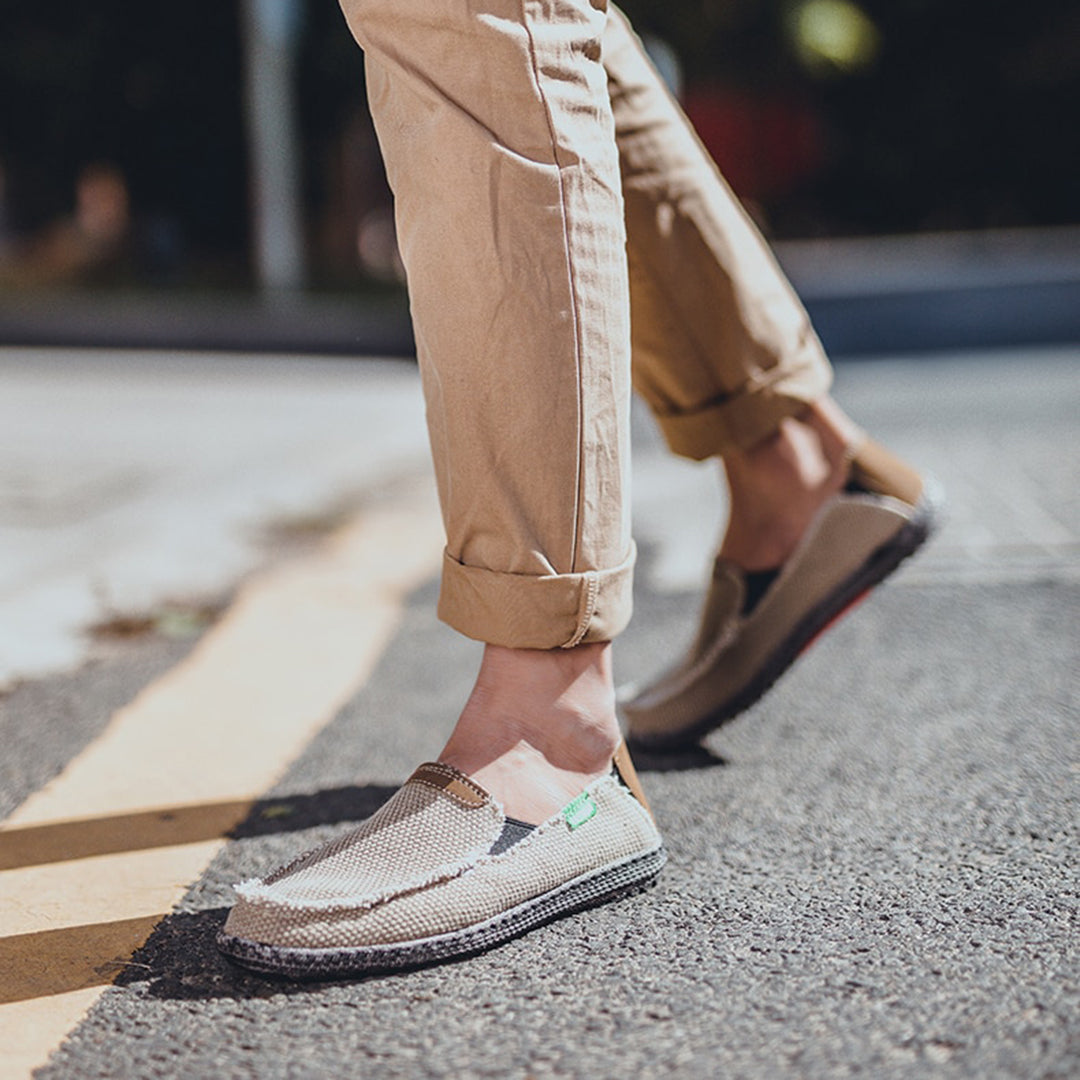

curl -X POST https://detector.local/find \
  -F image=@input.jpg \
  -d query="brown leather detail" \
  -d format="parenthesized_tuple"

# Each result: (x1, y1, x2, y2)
(613, 741, 655, 822)
(410, 763, 489, 808)
(850, 439, 924, 507)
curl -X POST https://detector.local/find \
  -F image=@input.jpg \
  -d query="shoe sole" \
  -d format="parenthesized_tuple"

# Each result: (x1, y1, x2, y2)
(217, 844, 667, 979)
(628, 487, 942, 753)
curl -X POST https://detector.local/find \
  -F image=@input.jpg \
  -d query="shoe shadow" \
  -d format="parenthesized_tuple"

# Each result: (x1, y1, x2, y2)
(228, 783, 398, 840)
(116, 783, 407, 1001)
(120, 898, 515, 1001)
(631, 744, 728, 773)
(114, 907, 389, 1000)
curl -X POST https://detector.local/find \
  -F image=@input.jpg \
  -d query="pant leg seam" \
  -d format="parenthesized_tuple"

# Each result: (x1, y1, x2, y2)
(563, 571, 600, 648)
(517, 0, 586, 575)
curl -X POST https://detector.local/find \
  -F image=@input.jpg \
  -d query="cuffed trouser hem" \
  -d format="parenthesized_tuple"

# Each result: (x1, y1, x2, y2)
(651, 344, 834, 461)
(437, 544, 636, 650)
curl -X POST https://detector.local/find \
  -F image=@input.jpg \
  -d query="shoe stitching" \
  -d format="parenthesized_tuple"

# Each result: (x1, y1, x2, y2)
(234, 776, 647, 914)
(410, 765, 491, 810)
(466, 776, 653, 869)
(258, 768, 490, 886)
(222, 847, 666, 973)
(237, 774, 501, 912)
(234, 840, 492, 914)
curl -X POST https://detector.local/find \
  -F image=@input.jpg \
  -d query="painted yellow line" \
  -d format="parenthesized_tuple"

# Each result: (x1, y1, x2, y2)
(1, 843, 223, 939)
(0, 801, 253, 871)
(1, 915, 167, 1005)
(0, 480, 443, 1077)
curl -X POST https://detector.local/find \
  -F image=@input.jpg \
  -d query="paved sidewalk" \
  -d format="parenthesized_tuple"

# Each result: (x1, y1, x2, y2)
(0, 348, 429, 688)
(1, 344, 1077, 1079)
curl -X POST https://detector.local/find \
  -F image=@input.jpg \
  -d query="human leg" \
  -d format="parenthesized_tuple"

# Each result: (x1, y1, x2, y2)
(337, 0, 645, 821)
(601, 11, 939, 743)
(603, 8, 877, 571)
(218, 0, 664, 977)
(605, 6, 833, 460)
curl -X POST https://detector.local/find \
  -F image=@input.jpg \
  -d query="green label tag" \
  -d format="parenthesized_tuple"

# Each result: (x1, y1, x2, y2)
(562, 792, 598, 830)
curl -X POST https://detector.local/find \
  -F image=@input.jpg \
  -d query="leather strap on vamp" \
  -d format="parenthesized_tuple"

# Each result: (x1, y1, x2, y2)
(410, 762, 490, 808)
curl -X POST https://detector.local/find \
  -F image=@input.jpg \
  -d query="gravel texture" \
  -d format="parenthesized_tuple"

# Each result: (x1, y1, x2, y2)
(35, 575, 1079, 1080)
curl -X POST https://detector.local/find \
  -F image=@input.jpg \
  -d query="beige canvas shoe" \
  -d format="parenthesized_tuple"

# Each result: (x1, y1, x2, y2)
(622, 440, 941, 750)
(218, 745, 664, 978)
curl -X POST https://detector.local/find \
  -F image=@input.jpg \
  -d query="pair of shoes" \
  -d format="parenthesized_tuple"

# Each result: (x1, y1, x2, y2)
(621, 440, 942, 751)
(217, 744, 664, 978)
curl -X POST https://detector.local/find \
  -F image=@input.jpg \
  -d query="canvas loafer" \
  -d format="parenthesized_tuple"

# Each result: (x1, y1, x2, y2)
(218, 745, 664, 978)
(622, 440, 941, 750)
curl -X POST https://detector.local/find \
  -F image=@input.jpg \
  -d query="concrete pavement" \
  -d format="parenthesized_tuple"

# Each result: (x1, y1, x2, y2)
(0, 348, 429, 689)
(1, 343, 1077, 1078)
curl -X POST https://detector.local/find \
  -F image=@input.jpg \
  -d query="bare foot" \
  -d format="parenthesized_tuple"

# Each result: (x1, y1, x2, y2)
(438, 642, 621, 825)
(719, 396, 863, 571)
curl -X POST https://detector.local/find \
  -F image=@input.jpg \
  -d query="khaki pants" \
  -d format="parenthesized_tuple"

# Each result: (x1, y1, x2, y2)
(338, 0, 833, 649)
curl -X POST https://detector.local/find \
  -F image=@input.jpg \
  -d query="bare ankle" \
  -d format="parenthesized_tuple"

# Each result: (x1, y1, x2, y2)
(719, 397, 860, 571)
(804, 397, 864, 459)
(439, 643, 620, 823)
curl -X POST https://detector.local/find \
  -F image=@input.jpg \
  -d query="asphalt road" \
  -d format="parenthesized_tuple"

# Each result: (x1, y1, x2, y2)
(2, 345, 1077, 1079)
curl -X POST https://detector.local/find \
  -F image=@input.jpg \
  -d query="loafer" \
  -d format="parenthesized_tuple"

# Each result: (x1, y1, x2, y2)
(217, 744, 664, 978)
(622, 440, 942, 750)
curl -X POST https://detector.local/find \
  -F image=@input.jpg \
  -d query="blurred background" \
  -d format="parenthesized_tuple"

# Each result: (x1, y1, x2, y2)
(0, 0, 1078, 353)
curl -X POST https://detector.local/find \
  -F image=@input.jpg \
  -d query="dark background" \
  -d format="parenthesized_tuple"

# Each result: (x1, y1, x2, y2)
(0, 0, 1077, 291)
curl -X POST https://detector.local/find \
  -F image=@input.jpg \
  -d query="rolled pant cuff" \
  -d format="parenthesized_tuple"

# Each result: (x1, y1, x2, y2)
(653, 350, 834, 461)
(437, 544, 636, 650)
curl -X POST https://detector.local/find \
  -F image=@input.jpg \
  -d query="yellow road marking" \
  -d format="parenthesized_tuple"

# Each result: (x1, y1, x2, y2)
(0, 481, 443, 1076)
(2, 843, 222, 940)
(0, 801, 253, 871)
(0, 916, 166, 1005)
